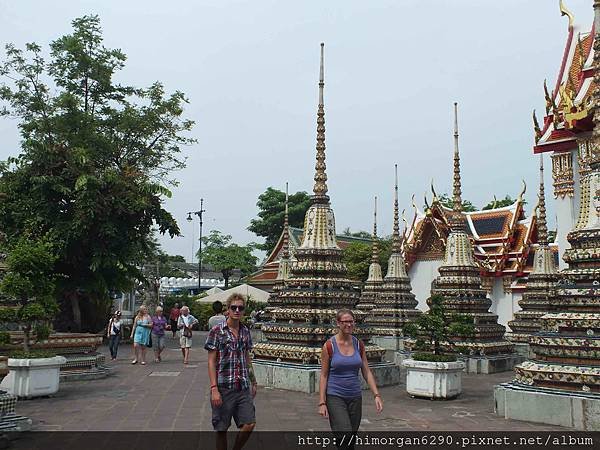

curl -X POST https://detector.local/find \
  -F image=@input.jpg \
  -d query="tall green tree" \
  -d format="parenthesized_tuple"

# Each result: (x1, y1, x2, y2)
(0, 16, 194, 331)
(342, 238, 392, 282)
(200, 230, 257, 288)
(482, 195, 524, 210)
(248, 187, 311, 253)
(433, 194, 477, 212)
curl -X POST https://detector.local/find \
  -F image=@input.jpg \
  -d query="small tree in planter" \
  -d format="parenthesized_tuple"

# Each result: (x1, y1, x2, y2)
(0, 236, 59, 354)
(401, 295, 475, 399)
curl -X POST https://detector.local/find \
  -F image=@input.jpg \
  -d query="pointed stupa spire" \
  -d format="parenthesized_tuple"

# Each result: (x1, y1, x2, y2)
(391, 164, 402, 253)
(452, 102, 462, 213)
(312, 43, 329, 204)
(282, 182, 290, 259)
(276, 182, 291, 281)
(590, 1, 600, 170)
(371, 196, 379, 264)
(537, 155, 549, 246)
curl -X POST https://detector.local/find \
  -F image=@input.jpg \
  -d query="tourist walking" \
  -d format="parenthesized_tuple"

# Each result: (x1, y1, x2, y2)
(318, 309, 383, 449)
(177, 305, 198, 364)
(207, 301, 226, 330)
(205, 293, 256, 450)
(151, 306, 169, 363)
(169, 303, 180, 338)
(131, 305, 153, 365)
(106, 311, 122, 360)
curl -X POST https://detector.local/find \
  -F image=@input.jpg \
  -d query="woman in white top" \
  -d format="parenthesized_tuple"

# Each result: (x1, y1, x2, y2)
(106, 311, 122, 360)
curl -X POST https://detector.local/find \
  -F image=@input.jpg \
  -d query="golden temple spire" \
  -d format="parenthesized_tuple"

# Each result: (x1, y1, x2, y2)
(392, 164, 402, 253)
(282, 182, 290, 259)
(537, 155, 549, 246)
(312, 43, 329, 203)
(371, 196, 379, 264)
(560, 0, 575, 29)
(452, 102, 462, 214)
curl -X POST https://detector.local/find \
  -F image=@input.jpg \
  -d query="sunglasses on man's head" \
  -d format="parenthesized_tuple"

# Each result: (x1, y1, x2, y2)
(230, 305, 245, 312)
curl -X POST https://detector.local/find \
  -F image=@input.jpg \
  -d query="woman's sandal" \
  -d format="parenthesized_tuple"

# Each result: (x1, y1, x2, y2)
(141, 361, 146, 365)
(131, 360, 137, 365)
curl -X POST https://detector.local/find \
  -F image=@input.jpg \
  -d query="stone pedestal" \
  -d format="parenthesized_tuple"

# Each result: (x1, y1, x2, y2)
(494, 383, 600, 430)
(1, 356, 67, 398)
(254, 360, 400, 394)
(403, 359, 465, 399)
(512, 343, 533, 359)
(371, 335, 405, 351)
(0, 392, 31, 432)
(461, 354, 525, 374)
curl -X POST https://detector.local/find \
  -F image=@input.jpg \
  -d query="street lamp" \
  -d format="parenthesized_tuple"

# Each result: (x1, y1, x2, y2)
(187, 198, 206, 293)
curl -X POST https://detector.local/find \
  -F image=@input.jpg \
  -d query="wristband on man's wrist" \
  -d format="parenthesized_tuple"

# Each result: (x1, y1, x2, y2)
(318, 402, 326, 407)
(210, 385, 217, 389)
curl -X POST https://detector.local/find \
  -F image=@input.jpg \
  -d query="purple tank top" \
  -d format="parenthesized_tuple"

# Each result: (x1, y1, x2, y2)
(326, 336, 362, 398)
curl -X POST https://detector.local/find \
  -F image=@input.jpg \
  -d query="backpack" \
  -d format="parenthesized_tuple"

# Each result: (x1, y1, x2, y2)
(325, 336, 365, 360)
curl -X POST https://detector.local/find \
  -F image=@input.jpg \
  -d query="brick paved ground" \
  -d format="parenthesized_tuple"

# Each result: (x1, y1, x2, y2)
(15, 335, 566, 431)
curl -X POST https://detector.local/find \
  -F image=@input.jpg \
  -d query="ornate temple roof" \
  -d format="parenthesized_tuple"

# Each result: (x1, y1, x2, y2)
(402, 197, 559, 286)
(534, 4, 596, 153)
(247, 227, 371, 288)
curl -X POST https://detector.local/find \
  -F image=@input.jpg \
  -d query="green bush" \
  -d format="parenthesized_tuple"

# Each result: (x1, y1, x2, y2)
(189, 302, 215, 330)
(8, 349, 57, 359)
(33, 323, 51, 341)
(412, 352, 457, 362)
(0, 332, 10, 346)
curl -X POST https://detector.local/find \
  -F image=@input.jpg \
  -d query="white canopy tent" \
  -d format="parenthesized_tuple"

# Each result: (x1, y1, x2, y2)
(197, 283, 270, 305)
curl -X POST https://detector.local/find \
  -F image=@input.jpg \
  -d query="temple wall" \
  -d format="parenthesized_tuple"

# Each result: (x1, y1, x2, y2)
(407, 259, 443, 311)
(553, 148, 580, 269)
(488, 278, 521, 327)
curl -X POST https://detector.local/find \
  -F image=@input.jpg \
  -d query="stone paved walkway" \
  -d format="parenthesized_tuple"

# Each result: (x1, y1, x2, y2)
(15, 335, 566, 431)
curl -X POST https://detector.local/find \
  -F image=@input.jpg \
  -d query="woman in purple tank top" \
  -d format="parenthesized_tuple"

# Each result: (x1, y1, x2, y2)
(318, 309, 383, 446)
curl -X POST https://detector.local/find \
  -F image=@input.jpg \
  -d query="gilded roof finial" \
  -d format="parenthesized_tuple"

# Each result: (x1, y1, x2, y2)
(517, 179, 527, 203)
(533, 109, 542, 143)
(544, 79, 552, 115)
(312, 43, 329, 203)
(590, 0, 600, 169)
(392, 164, 402, 253)
(560, 0, 575, 29)
(371, 196, 379, 264)
(431, 180, 439, 202)
(282, 182, 290, 259)
(537, 155, 549, 246)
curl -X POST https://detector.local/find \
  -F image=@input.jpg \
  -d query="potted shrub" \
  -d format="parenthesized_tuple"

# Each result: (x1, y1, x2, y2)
(402, 295, 474, 399)
(0, 237, 66, 398)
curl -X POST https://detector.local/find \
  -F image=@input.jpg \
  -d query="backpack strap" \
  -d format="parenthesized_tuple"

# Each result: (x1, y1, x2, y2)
(325, 338, 334, 359)
(352, 336, 365, 357)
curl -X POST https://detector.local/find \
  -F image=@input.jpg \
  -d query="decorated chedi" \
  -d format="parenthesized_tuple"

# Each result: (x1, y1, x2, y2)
(253, 44, 387, 368)
(368, 166, 420, 345)
(264, 182, 291, 315)
(507, 155, 560, 349)
(356, 196, 384, 312)
(422, 103, 515, 372)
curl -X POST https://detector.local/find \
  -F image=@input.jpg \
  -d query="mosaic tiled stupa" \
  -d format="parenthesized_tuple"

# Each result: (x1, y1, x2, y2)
(424, 103, 514, 358)
(368, 166, 420, 338)
(356, 197, 384, 312)
(495, 1, 600, 429)
(507, 155, 560, 344)
(253, 44, 386, 365)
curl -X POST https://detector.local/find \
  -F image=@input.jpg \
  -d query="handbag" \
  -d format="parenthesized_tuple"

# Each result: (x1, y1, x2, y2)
(147, 334, 153, 348)
(183, 327, 192, 338)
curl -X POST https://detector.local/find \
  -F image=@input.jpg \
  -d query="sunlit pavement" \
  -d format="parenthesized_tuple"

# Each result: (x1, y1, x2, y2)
(15, 333, 566, 431)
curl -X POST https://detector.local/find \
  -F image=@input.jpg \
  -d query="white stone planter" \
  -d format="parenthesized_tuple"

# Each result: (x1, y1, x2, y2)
(0, 356, 67, 398)
(402, 358, 465, 399)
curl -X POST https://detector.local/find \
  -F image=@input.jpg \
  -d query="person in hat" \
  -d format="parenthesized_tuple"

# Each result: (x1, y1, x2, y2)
(106, 311, 122, 360)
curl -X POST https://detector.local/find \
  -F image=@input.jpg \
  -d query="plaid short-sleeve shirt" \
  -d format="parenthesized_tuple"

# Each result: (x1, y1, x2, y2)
(204, 321, 253, 390)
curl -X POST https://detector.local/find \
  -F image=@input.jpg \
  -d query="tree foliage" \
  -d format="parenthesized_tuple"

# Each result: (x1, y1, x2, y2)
(248, 187, 311, 253)
(403, 295, 474, 358)
(342, 228, 372, 238)
(200, 230, 257, 288)
(0, 236, 59, 351)
(342, 238, 392, 282)
(0, 16, 194, 332)
(482, 195, 518, 210)
(434, 194, 477, 212)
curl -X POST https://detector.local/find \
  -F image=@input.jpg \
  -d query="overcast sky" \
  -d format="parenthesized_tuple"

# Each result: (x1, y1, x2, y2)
(0, 0, 594, 262)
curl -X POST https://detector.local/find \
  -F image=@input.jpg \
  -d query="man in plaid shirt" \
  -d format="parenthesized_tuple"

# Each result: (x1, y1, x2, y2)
(205, 293, 256, 450)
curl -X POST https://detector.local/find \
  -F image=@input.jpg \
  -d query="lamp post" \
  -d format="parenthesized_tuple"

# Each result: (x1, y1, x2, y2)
(187, 198, 206, 293)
